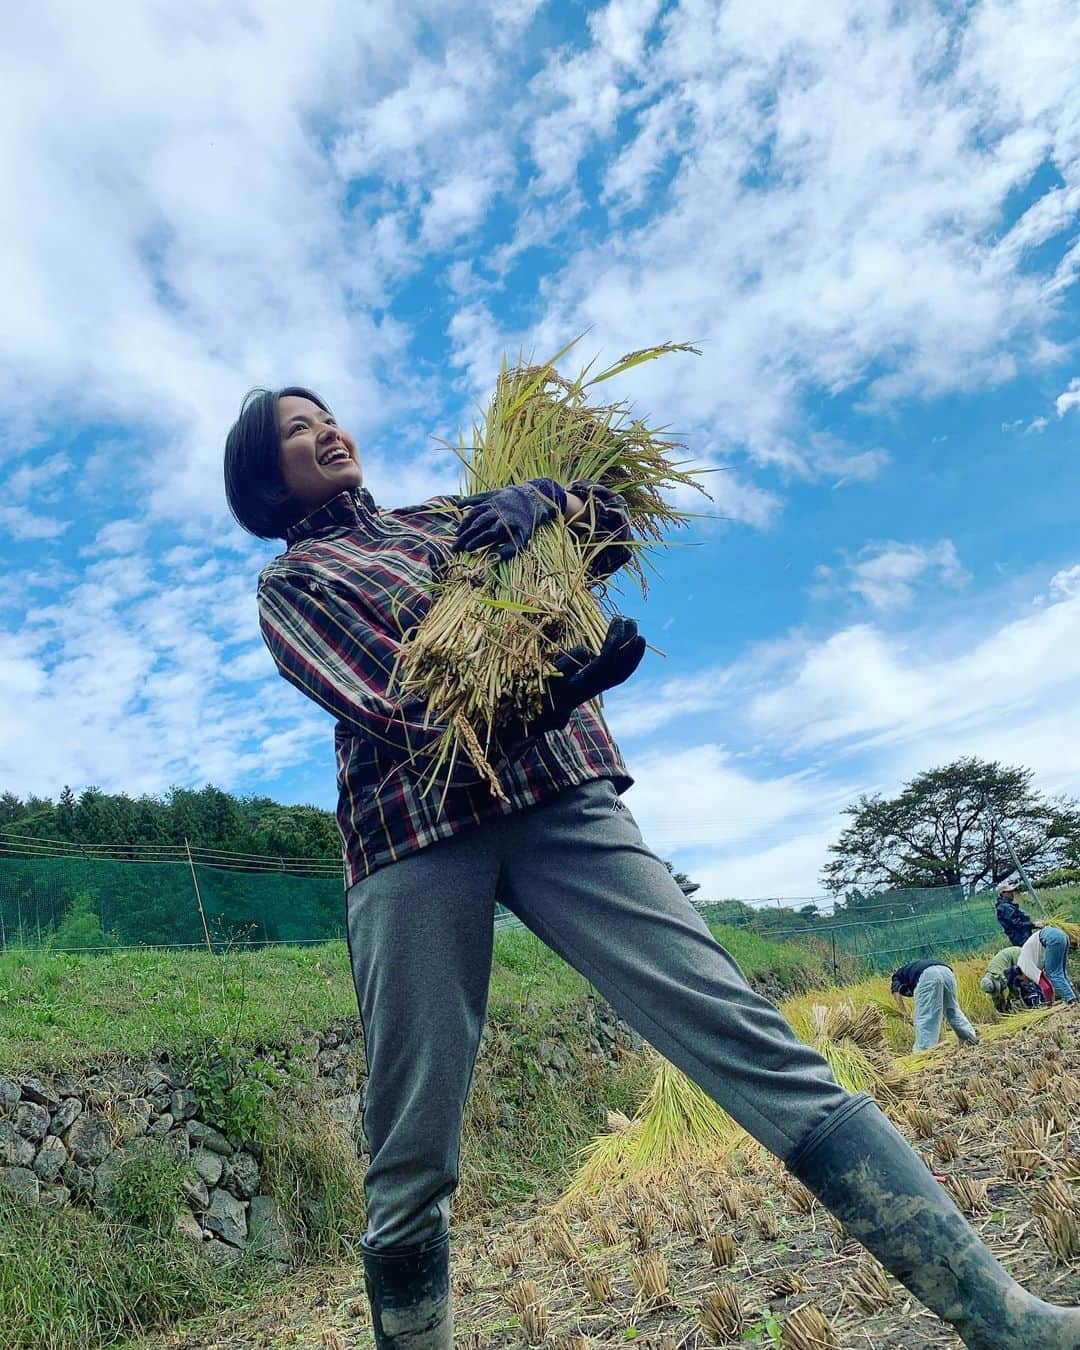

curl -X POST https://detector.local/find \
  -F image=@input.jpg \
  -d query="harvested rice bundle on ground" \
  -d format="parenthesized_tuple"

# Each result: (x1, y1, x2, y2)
(393, 342, 707, 799)
(554, 1057, 746, 1207)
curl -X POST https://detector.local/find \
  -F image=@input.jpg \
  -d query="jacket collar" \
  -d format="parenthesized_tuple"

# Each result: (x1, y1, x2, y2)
(285, 488, 379, 546)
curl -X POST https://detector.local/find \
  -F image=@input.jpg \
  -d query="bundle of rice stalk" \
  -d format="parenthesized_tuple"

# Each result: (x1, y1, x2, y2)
(556, 1058, 747, 1208)
(393, 341, 708, 799)
(1047, 914, 1080, 947)
(805, 1003, 910, 1104)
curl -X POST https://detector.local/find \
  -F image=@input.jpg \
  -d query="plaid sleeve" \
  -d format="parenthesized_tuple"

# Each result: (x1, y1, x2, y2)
(567, 480, 633, 578)
(257, 569, 479, 784)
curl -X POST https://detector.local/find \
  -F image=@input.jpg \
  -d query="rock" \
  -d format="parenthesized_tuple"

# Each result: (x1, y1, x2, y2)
(65, 1114, 111, 1168)
(93, 1137, 159, 1210)
(205, 1188, 247, 1247)
(18, 1076, 60, 1111)
(147, 1113, 174, 1136)
(50, 1097, 82, 1135)
(203, 1237, 242, 1268)
(0, 1121, 37, 1168)
(248, 1195, 292, 1264)
(116, 1098, 152, 1139)
(186, 1120, 232, 1155)
(33, 1136, 67, 1183)
(13, 1101, 50, 1144)
(0, 1078, 19, 1114)
(192, 1147, 223, 1188)
(0, 1166, 40, 1202)
(61, 1161, 93, 1200)
(163, 1128, 191, 1163)
(169, 1089, 199, 1121)
(181, 1174, 210, 1212)
(327, 1092, 364, 1135)
(174, 1206, 204, 1243)
(39, 1183, 70, 1209)
(222, 1149, 260, 1199)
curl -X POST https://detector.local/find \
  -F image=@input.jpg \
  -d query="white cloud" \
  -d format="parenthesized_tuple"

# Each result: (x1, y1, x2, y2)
(842, 540, 970, 611)
(0, 505, 70, 541)
(1055, 377, 1080, 417)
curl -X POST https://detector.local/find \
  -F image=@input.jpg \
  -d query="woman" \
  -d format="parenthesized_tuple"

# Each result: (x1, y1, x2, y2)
(224, 386, 1079, 1349)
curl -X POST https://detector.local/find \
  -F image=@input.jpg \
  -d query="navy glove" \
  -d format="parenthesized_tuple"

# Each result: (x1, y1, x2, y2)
(502, 617, 646, 752)
(452, 478, 568, 561)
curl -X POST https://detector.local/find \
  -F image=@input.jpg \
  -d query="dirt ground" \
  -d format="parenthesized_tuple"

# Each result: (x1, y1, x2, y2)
(153, 1007, 1079, 1349)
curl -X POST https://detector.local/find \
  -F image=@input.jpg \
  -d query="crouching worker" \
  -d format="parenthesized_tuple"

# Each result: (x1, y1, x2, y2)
(979, 946, 1044, 1013)
(891, 959, 979, 1051)
(1016, 926, 1079, 1006)
(225, 386, 1080, 1350)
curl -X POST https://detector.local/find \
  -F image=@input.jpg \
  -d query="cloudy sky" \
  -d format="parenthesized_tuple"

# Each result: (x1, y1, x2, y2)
(1, 0, 1078, 900)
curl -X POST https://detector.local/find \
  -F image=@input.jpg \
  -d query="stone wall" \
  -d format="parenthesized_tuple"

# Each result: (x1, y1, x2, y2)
(0, 995, 641, 1267)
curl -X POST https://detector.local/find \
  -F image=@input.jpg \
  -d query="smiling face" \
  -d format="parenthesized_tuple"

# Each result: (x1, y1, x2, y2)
(277, 394, 363, 516)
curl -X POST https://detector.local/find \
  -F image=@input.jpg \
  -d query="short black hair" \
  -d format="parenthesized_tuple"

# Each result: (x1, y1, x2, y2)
(223, 385, 333, 539)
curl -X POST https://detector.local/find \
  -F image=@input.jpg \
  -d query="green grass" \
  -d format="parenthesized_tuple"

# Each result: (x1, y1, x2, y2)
(0, 924, 829, 1072)
(0, 1198, 252, 1350)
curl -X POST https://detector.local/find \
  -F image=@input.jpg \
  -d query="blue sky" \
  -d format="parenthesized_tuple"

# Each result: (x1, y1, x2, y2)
(1, 0, 1079, 900)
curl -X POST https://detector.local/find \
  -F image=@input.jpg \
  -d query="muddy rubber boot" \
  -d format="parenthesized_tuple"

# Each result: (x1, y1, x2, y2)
(362, 1231, 453, 1348)
(788, 1094, 1080, 1349)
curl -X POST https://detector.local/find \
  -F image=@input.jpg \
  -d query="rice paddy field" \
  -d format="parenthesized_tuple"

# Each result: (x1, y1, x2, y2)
(3, 918, 1078, 1348)
(131, 954, 1080, 1350)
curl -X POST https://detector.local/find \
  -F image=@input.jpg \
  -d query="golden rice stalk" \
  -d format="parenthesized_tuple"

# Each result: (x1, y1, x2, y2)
(593, 1214, 623, 1248)
(555, 1339, 591, 1350)
(454, 1267, 477, 1295)
(1032, 1178, 1079, 1218)
(786, 1181, 818, 1215)
(943, 1085, 973, 1114)
(320, 1331, 346, 1350)
(902, 1106, 940, 1140)
(934, 1132, 961, 1164)
(497, 1241, 527, 1271)
(544, 1218, 584, 1264)
(716, 1186, 741, 1221)
(558, 1058, 747, 1206)
(845, 1257, 896, 1313)
(631, 1208, 655, 1251)
(1047, 915, 1080, 947)
(632, 1252, 671, 1308)
(584, 1267, 613, 1305)
(709, 1231, 738, 1267)
(1041, 1208, 1080, 1263)
(520, 1299, 548, 1344)
(947, 1176, 990, 1215)
(769, 1268, 808, 1297)
(782, 1304, 841, 1348)
(752, 1208, 783, 1241)
(699, 1285, 745, 1344)
(394, 342, 707, 799)
(505, 1280, 543, 1315)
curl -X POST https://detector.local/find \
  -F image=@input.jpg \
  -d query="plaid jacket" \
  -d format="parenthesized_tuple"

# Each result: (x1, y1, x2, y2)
(257, 485, 634, 887)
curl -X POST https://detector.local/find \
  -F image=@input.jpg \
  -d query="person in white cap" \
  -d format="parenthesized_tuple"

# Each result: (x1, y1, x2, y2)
(994, 880, 1038, 947)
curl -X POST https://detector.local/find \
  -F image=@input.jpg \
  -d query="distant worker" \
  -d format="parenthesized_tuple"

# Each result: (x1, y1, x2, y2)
(994, 880, 1038, 946)
(1016, 925, 1078, 1006)
(891, 959, 979, 1052)
(978, 946, 1043, 1013)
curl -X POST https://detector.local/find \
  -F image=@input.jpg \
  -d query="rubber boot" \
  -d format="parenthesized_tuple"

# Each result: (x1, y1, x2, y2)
(362, 1231, 453, 1348)
(788, 1094, 1080, 1349)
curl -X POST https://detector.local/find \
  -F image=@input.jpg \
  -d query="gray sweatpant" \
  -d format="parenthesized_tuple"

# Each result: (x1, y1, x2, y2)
(346, 779, 850, 1250)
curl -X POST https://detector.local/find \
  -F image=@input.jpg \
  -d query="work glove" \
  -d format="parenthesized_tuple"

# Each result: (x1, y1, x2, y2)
(501, 616, 646, 754)
(452, 478, 568, 561)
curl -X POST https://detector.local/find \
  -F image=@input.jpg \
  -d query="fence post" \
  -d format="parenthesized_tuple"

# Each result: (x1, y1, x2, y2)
(830, 932, 838, 982)
(184, 839, 215, 956)
(980, 791, 1047, 918)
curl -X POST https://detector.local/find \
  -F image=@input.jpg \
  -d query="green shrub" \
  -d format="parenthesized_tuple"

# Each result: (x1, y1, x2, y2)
(109, 1146, 192, 1233)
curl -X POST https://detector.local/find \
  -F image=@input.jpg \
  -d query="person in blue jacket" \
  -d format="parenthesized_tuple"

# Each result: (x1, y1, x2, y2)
(995, 880, 1038, 946)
